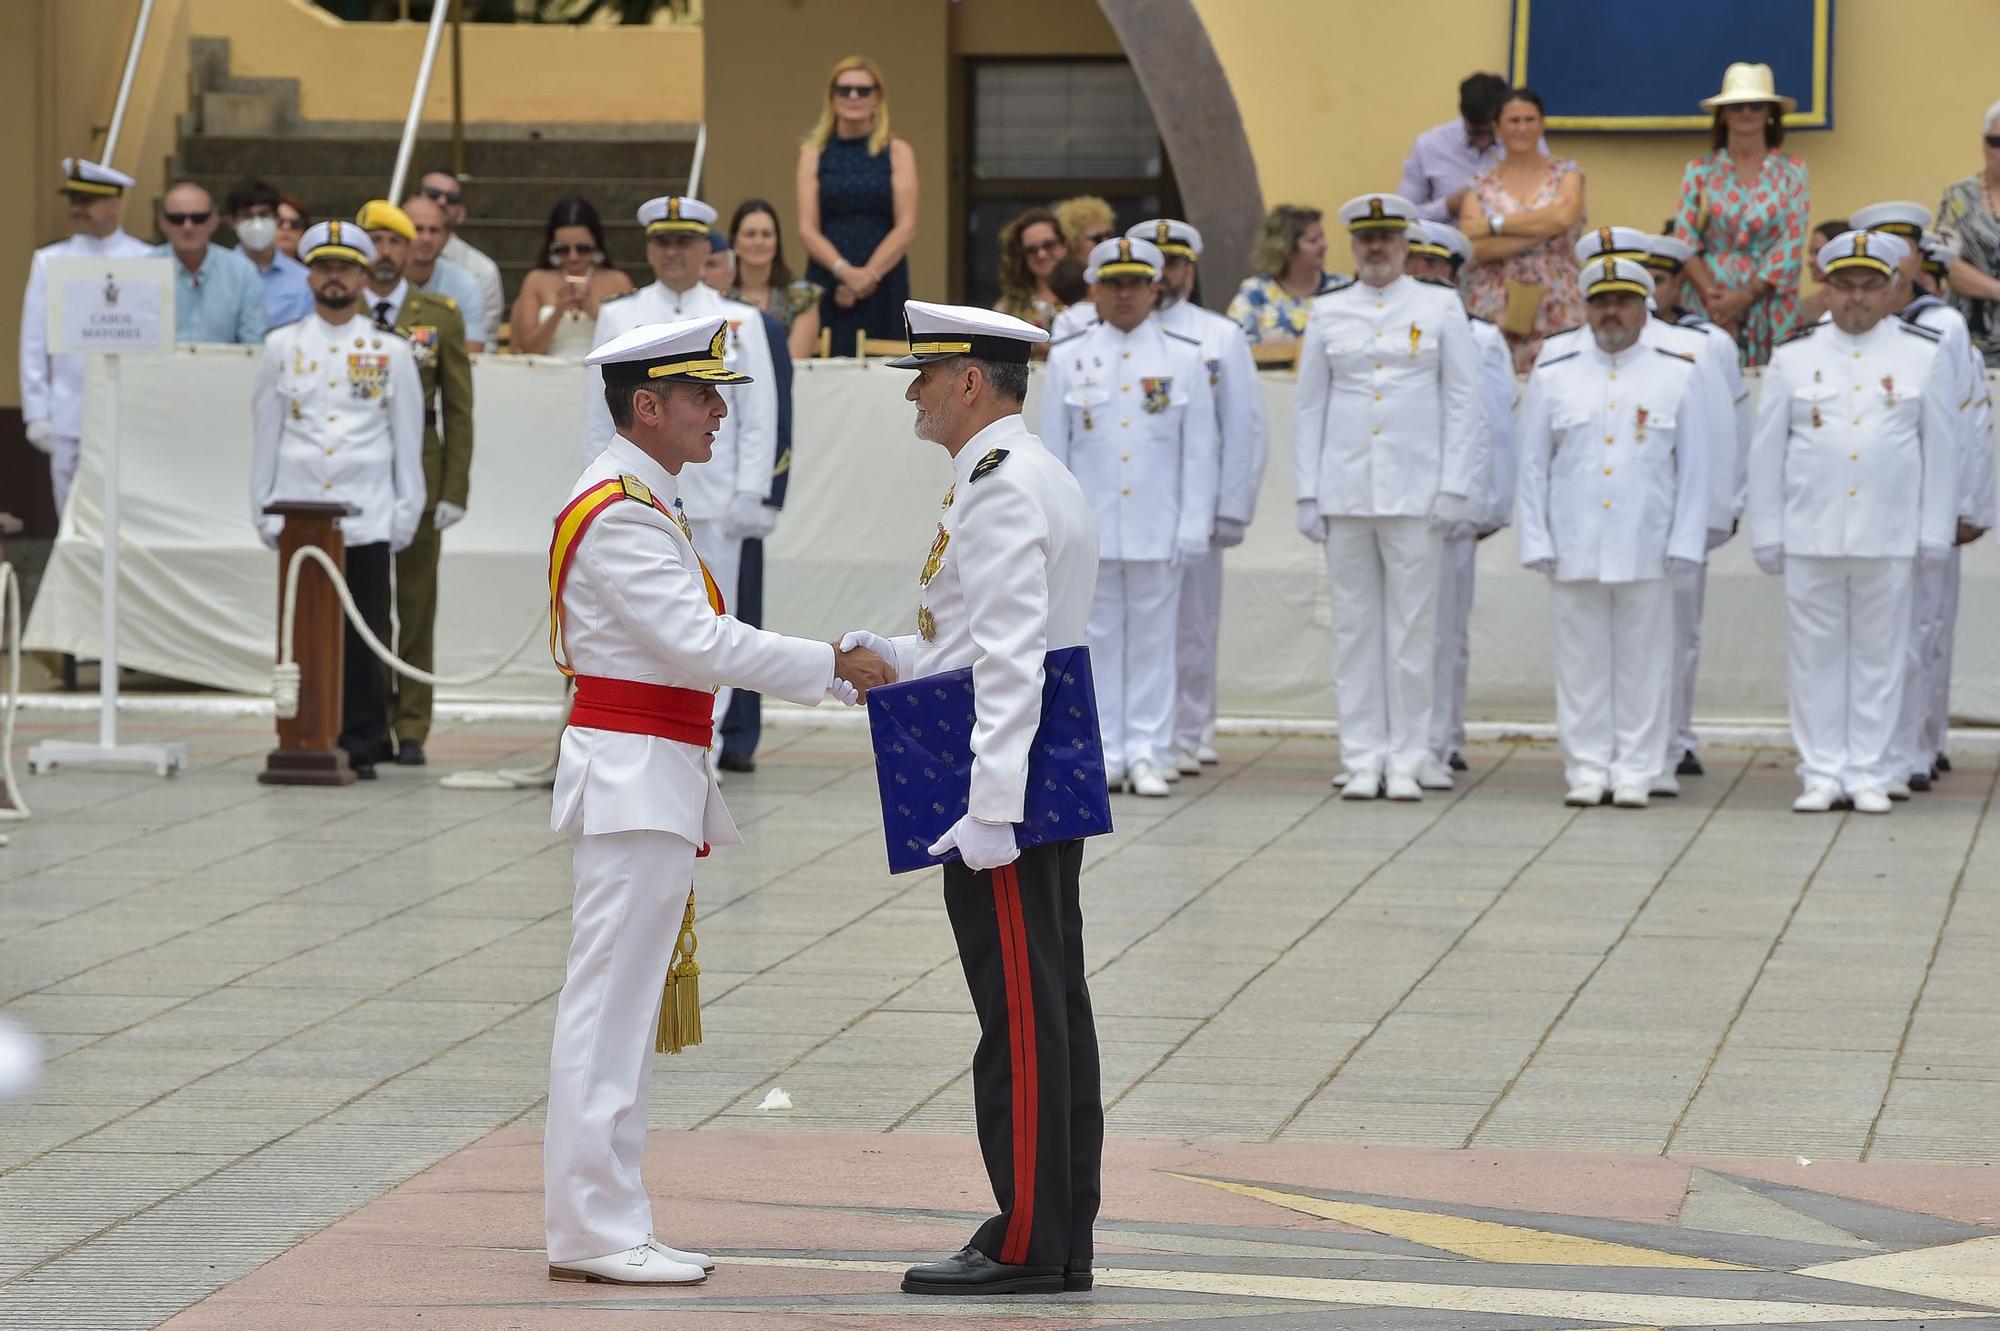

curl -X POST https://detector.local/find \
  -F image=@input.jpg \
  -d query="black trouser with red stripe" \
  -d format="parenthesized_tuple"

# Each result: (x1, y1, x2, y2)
(943, 838, 1102, 1272)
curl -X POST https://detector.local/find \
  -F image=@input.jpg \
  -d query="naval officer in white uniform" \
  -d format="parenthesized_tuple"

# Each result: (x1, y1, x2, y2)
(1516, 258, 1712, 808)
(1748, 231, 1959, 814)
(1042, 237, 1218, 797)
(18, 158, 153, 514)
(545, 317, 891, 1284)
(1295, 193, 1480, 801)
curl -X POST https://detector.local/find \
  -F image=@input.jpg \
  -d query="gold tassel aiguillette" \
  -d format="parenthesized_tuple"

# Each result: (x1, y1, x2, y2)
(657, 892, 703, 1054)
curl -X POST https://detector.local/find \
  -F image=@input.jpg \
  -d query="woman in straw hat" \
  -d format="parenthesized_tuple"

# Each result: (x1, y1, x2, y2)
(1670, 62, 1810, 367)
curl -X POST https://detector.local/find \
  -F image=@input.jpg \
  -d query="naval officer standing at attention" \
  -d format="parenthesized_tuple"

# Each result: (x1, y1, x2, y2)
(841, 301, 1104, 1297)
(1295, 193, 1480, 801)
(545, 316, 892, 1284)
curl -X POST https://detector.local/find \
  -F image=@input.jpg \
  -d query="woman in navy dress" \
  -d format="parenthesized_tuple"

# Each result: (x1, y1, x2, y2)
(796, 55, 918, 353)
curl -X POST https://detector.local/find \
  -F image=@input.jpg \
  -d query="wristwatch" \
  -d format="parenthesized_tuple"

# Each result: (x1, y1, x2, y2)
(1486, 211, 1506, 236)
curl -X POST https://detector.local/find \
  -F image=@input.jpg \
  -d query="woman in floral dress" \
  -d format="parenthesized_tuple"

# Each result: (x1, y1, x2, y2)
(1671, 63, 1809, 368)
(1457, 89, 1586, 374)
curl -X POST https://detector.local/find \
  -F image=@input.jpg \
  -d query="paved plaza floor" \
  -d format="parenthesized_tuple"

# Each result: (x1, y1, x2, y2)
(0, 710, 1995, 1328)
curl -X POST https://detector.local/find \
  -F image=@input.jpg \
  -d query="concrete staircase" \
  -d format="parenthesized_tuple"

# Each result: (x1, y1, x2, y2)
(170, 37, 696, 321)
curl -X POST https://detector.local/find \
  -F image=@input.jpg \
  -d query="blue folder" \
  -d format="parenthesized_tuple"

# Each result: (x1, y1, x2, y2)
(866, 645, 1113, 874)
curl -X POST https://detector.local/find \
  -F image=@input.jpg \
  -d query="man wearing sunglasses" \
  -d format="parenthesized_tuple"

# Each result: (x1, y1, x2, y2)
(420, 169, 503, 349)
(154, 181, 265, 345)
(19, 158, 153, 514)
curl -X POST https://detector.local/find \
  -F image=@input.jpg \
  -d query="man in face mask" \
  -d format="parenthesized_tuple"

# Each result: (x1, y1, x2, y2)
(227, 178, 313, 329)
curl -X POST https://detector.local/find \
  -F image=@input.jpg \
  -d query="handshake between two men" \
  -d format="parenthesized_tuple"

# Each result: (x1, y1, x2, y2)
(827, 633, 898, 705)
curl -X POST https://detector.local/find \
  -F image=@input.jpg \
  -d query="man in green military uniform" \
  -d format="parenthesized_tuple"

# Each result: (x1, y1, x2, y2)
(358, 199, 475, 766)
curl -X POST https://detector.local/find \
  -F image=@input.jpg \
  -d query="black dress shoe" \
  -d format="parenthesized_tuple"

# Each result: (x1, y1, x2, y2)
(1676, 750, 1704, 777)
(1447, 751, 1468, 772)
(1064, 1263, 1093, 1292)
(901, 1246, 1062, 1296)
(352, 762, 377, 780)
(1909, 772, 1932, 793)
(394, 740, 426, 767)
(1937, 752, 1953, 773)
(717, 750, 756, 774)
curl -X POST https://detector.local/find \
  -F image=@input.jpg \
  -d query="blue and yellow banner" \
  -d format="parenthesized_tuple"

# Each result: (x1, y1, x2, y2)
(1509, 0, 1833, 132)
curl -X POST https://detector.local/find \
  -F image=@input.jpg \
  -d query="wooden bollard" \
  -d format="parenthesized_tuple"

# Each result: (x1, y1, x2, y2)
(260, 501, 361, 786)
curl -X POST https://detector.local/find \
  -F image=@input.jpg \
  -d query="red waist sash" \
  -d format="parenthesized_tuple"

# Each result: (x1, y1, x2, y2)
(568, 675, 714, 748)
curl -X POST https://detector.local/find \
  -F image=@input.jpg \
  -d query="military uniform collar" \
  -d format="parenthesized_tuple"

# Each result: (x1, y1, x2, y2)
(604, 433, 680, 508)
(655, 280, 717, 316)
(1586, 335, 1647, 370)
(369, 279, 410, 325)
(1097, 316, 1154, 341)
(950, 415, 1028, 483)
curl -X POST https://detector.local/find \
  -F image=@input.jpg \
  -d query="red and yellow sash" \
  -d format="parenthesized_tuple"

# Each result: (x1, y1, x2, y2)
(547, 474, 725, 677)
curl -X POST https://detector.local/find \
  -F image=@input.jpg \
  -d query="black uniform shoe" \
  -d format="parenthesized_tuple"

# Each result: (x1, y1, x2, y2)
(1064, 1263, 1093, 1292)
(1676, 750, 1705, 777)
(352, 763, 377, 780)
(1447, 751, 1468, 772)
(394, 740, 426, 767)
(901, 1246, 1062, 1296)
(1909, 772, 1933, 793)
(717, 750, 757, 774)
(1937, 752, 1953, 773)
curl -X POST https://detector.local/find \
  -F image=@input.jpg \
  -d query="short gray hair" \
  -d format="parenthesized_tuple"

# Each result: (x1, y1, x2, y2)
(604, 379, 678, 429)
(967, 356, 1028, 405)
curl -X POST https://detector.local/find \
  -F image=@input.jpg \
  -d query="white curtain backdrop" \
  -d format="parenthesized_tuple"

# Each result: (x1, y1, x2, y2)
(24, 347, 2000, 724)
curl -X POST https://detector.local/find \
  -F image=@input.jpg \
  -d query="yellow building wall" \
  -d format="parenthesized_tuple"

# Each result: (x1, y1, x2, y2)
(1195, 0, 2000, 263)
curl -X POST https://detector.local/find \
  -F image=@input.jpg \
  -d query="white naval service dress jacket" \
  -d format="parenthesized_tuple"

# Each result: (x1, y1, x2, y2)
(249, 314, 425, 550)
(551, 435, 835, 846)
(1516, 341, 1712, 584)
(1157, 297, 1268, 531)
(1468, 314, 1517, 531)
(1670, 313, 1752, 531)
(888, 416, 1098, 825)
(17, 229, 154, 437)
(578, 282, 777, 520)
(1294, 274, 1480, 517)
(1900, 296, 1998, 531)
(1748, 319, 1959, 559)
(1041, 316, 1219, 561)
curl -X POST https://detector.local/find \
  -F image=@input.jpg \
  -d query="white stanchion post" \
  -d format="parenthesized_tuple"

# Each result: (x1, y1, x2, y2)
(99, 355, 120, 748)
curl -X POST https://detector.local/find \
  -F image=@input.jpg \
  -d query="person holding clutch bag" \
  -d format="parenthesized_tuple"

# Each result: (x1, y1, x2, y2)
(1458, 87, 1586, 373)
(839, 301, 1105, 1298)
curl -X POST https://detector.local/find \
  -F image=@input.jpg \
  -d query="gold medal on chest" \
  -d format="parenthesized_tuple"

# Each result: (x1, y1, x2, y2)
(921, 523, 950, 587)
(917, 605, 937, 642)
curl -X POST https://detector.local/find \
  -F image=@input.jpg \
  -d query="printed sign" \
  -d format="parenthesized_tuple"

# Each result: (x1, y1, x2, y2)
(46, 257, 174, 355)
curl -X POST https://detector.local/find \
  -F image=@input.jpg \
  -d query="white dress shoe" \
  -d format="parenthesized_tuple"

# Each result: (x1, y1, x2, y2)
(1196, 744, 1220, 765)
(1565, 782, 1605, 807)
(1885, 779, 1911, 801)
(1176, 749, 1203, 776)
(1331, 769, 1352, 789)
(1415, 758, 1455, 790)
(1852, 788, 1893, 814)
(651, 1239, 715, 1272)
(1162, 760, 1182, 783)
(1612, 784, 1649, 808)
(1649, 773, 1681, 797)
(1129, 761, 1171, 797)
(551, 1243, 707, 1285)
(1384, 774, 1423, 801)
(1792, 784, 1839, 813)
(1340, 771, 1382, 800)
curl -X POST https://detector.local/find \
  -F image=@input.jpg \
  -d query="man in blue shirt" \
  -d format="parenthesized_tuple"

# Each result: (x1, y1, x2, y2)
(401, 194, 486, 351)
(156, 181, 264, 344)
(227, 178, 313, 329)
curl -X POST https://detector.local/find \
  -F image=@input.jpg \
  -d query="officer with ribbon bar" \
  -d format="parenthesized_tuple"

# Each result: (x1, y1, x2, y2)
(840, 300, 1104, 1297)
(543, 316, 891, 1286)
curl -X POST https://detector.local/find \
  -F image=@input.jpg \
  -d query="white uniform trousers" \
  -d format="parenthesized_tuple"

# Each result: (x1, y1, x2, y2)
(1174, 548, 1223, 754)
(1888, 555, 1950, 782)
(545, 828, 695, 1263)
(1428, 533, 1475, 763)
(1925, 548, 1961, 763)
(1784, 555, 1914, 796)
(1549, 577, 1674, 790)
(1667, 562, 1706, 763)
(686, 519, 744, 739)
(47, 434, 81, 518)
(1324, 516, 1441, 781)
(1089, 559, 1180, 774)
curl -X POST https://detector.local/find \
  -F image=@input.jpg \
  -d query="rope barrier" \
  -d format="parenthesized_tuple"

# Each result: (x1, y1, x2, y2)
(0, 563, 30, 835)
(273, 545, 546, 721)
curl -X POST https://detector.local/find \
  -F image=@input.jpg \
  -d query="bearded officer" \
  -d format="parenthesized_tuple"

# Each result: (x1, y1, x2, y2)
(1296, 193, 1480, 801)
(19, 158, 153, 514)
(840, 300, 1102, 1297)
(1042, 237, 1217, 798)
(1405, 221, 1513, 780)
(581, 196, 779, 760)
(1518, 258, 1712, 808)
(250, 221, 423, 778)
(1848, 202, 1994, 797)
(545, 316, 891, 1284)
(1125, 218, 1268, 777)
(1748, 231, 1958, 814)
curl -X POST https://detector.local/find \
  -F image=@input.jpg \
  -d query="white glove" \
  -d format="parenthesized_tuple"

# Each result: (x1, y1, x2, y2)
(1752, 544, 1785, 575)
(928, 813, 1019, 872)
(837, 628, 901, 678)
(1448, 518, 1479, 541)
(1919, 544, 1950, 567)
(1428, 491, 1470, 531)
(1295, 500, 1326, 543)
(23, 420, 51, 450)
(432, 500, 465, 531)
(256, 517, 281, 552)
(1704, 526, 1733, 551)
(1666, 556, 1702, 578)
(1212, 517, 1247, 549)
(725, 490, 777, 540)
(1175, 534, 1210, 565)
(826, 677, 859, 706)
(1523, 556, 1555, 576)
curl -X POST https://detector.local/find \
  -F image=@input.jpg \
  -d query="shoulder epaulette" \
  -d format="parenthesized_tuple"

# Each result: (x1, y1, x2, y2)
(1049, 328, 1088, 347)
(1897, 319, 1942, 342)
(377, 323, 410, 340)
(1415, 276, 1457, 291)
(599, 289, 637, 305)
(1654, 346, 1696, 364)
(1319, 276, 1356, 294)
(1468, 313, 1495, 326)
(1163, 328, 1202, 348)
(1538, 349, 1581, 367)
(1779, 322, 1818, 345)
(618, 473, 655, 505)
(438, 295, 457, 311)
(269, 313, 308, 333)
(968, 448, 1009, 483)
